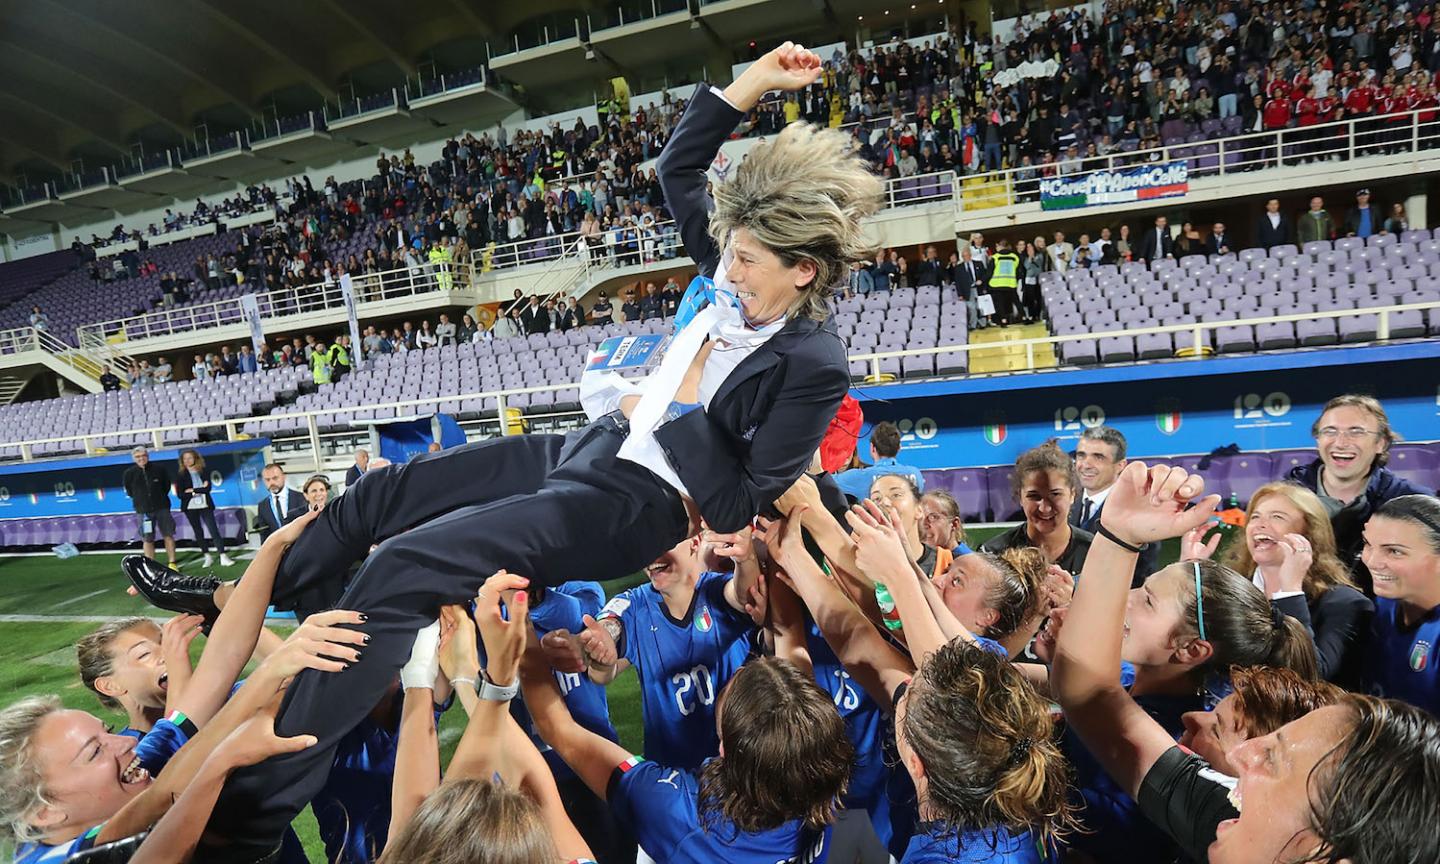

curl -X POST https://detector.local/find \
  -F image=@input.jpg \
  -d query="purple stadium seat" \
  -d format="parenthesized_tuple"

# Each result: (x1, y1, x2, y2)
(922, 468, 991, 522)
(1387, 445, 1440, 492)
(986, 465, 1020, 521)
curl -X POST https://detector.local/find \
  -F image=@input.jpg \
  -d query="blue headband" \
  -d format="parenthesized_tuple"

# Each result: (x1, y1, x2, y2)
(1193, 561, 1207, 642)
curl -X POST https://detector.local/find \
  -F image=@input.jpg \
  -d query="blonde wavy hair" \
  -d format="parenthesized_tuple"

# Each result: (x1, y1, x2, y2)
(0, 696, 63, 846)
(710, 122, 883, 321)
(1223, 482, 1356, 602)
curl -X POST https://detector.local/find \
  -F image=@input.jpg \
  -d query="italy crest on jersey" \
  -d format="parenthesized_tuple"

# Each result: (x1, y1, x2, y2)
(694, 606, 714, 633)
(1411, 639, 1431, 672)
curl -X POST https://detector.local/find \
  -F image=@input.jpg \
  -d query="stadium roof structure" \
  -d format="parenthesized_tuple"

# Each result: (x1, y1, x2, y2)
(0, 0, 582, 182)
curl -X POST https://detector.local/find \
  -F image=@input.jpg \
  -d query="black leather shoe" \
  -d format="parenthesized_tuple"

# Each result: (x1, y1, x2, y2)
(123, 555, 221, 620)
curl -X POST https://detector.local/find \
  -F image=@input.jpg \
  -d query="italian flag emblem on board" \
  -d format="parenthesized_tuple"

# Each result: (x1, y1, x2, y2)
(1156, 411, 1182, 435)
(95, 488, 106, 501)
(1412, 640, 1431, 672)
(983, 424, 1007, 446)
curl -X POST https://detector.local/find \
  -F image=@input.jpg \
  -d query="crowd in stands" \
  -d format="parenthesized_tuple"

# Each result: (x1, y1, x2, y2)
(726, 0, 1440, 181)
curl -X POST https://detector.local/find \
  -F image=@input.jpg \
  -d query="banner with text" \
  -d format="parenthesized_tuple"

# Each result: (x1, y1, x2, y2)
(239, 293, 266, 358)
(1041, 161, 1189, 211)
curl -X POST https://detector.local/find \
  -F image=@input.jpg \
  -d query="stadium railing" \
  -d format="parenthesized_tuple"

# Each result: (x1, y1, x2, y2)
(7, 298, 1436, 466)
(74, 261, 474, 347)
(958, 106, 1440, 214)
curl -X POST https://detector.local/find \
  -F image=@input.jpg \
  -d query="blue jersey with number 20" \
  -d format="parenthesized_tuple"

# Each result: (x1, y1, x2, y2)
(600, 571, 754, 771)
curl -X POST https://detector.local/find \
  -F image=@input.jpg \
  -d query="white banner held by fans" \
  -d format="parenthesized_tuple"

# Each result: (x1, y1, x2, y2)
(339, 274, 363, 367)
(239, 294, 266, 358)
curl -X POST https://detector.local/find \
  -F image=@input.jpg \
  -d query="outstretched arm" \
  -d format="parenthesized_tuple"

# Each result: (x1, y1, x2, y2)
(761, 508, 913, 712)
(1053, 463, 1219, 798)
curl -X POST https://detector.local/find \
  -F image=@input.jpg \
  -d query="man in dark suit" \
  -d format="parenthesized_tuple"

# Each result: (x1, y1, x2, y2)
(1206, 221, 1233, 256)
(344, 449, 369, 487)
(915, 245, 945, 287)
(953, 247, 991, 329)
(1139, 214, 1174, 261)
(183, 44, 868, 859)
(520, 295, 548, 334)
(1255, 197, 1293, 249)
(255, 463, 307, 541)
(1070, 427, 1160, 585)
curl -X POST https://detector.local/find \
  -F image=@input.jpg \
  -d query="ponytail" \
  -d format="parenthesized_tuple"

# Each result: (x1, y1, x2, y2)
(975, 548, 1048, 639)
(1175, 559, 1320, 680)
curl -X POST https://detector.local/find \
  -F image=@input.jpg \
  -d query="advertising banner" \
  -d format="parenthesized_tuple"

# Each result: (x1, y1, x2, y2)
(1041, 161, 1189, 211)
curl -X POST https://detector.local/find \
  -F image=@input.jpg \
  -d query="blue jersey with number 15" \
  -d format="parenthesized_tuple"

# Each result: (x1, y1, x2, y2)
(600, 571, 754, 771)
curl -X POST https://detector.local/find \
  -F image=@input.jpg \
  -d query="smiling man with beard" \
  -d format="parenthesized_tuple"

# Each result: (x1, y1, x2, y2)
(1286, 394, 1434, 592)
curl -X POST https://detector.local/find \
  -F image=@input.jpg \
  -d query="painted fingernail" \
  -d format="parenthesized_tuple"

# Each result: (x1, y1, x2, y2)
(362, 634, 371, 645)
(358, 613, 369, 622)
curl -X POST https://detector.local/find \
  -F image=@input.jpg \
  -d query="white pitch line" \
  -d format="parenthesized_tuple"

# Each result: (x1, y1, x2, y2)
(48, 588, 109, 610)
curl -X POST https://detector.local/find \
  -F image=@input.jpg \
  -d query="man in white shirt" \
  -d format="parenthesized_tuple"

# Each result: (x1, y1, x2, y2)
(434, 313, 457, 346)
(1071, 426, 1159, 582)
(1048, 230, 1074, 273)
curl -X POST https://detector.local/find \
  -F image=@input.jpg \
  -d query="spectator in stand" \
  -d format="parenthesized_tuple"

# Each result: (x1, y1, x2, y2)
(457, 313, 478, 344)
(660, 276, 681, 317)
(152, 357, 173, 384)
(434, 313, 457, 347)
(191, 354, 207, 381)
(914, 246, 944, 288)
(589, 291, 614, 326)
(556, 300, 577, 332)
(1383, 202, 1410, 234)
(1256, 197, 1294, 249)
(521, 296, 547, 334)
(175, 448, 235, 569)
(639, 282, 663, 320)
(255, 462, 307, 541)
(620, 290, 642, 323)
(1206, 222, 1233, 256)
(1138, 214, 1175, 261)
(123, 446, 177, 570)
(346, 449, 370, 486)
(492, 308, 521, 340)
(1287, 394, 1435, 589)
(415, 320, 438, 350)
(1298, 196, 1336, 244)
(28, 306, 49, 332)
(1048, 230, 1073, 272)
(361, 326, 383, 360)
(219, 347, 239, 376)
(953, 245, 989, 330)
(871, 249, 897, 294)
(237, 346, 258, 375)
(836, 421, 925, 502)
(1344, 188, 1381, 238)
(99, 364, 122, 392)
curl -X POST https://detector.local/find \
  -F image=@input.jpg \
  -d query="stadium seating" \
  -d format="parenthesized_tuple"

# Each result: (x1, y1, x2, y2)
(0, 508, 247, 550)
(0, 251, 81, 314)
(1043, 234, 1440, 366)
(0, 366, 309, 459)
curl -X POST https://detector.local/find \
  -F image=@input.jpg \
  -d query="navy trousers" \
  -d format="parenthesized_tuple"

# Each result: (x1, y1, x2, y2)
(207, 417, 689, 858)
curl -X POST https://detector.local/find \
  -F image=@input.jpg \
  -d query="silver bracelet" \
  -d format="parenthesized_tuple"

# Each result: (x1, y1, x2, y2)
(478, 672, 519, 702)
(449, 676, 477, 690)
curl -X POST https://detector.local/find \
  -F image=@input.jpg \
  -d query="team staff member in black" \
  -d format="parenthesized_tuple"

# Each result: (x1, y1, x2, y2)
(122, 446, 178, 570)
(184, 42, 883, 861)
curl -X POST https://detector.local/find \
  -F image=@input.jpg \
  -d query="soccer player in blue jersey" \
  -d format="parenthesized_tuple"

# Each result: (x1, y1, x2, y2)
(1360, 494, 1440, 715)
(522, 624, 851, 864)
(765, 502, 1073, 863)
(562, 530, 760, 771)
(438, 581, 633, 864)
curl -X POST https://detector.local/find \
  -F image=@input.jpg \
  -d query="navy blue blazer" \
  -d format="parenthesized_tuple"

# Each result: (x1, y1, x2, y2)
(256, 488, 308, 539)
(652, 84, 850, 533)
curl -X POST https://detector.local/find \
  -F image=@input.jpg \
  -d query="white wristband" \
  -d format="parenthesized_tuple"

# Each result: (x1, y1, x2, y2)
(478, 672, 519, 702)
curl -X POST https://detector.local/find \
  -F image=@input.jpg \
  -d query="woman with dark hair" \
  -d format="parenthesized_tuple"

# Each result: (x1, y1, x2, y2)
(871, 474, 946, 579)
(521, 642, 850, 862)
(981, 442, 1091, 576)
(1186, 481, 1373, 683)
(1359, 494, 1440, 714)
(176, 448, 234, 568)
